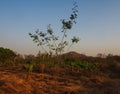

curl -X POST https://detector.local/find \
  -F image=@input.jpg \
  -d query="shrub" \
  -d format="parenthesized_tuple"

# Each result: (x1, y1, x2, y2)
(0, 47, 16, 64)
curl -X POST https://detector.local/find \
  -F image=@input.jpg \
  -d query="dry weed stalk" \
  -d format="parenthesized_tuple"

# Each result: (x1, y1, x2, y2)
(39, 63, 45, 73)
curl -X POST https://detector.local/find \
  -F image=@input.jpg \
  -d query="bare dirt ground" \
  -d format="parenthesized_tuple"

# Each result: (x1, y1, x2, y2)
(0, 65, 120, 94)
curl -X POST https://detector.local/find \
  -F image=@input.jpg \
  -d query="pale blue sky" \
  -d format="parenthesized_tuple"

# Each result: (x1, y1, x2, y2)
(0, 0, 120, 56)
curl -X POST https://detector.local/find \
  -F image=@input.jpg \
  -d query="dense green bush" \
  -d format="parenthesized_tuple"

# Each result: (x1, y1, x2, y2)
(0, 47, 16, 64)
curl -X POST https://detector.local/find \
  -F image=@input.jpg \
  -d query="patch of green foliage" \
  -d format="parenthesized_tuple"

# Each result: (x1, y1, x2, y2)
(109, 60, 118, 67)
(65, 60, 98, 71)
(23, 61, 35, 72)
(0, 47, 16, 65)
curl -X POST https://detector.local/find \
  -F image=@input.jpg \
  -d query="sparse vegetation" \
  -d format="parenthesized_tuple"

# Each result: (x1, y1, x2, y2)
(0, 47, 120, 94)
(0, 1, 120, 94)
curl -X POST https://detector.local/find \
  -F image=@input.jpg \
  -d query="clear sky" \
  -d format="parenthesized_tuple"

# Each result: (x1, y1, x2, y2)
(0, 0, 120, 56)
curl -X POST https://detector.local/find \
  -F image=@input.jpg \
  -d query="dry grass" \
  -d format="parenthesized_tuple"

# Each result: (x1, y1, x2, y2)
(0, 60, 120, 94)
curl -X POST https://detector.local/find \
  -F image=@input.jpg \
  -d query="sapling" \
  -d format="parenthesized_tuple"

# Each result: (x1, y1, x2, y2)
(29, 2, 80, 56)
(24, 61, 34, 80)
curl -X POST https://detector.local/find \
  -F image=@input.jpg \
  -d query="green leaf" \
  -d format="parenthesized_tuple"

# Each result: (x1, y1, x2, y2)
(71, 36, 79, 43)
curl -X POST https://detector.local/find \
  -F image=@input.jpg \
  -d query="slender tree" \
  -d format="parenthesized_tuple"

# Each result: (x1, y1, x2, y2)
(29, 2, 79, 56)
